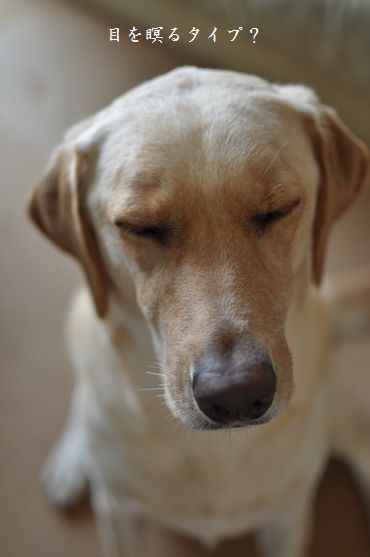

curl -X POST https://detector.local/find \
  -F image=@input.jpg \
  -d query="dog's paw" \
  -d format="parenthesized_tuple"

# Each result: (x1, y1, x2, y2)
(41, 436, 88, 509)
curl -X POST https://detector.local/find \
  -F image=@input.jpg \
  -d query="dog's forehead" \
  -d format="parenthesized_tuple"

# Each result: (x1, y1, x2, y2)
(113, 66, 272, 111)
(106, 68, 293, 144)
(98, 69, 318, 215)
(111, 75, 293, 148)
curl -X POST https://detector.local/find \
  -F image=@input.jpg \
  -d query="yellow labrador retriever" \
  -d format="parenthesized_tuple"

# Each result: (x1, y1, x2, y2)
(28, 67, 370, 557)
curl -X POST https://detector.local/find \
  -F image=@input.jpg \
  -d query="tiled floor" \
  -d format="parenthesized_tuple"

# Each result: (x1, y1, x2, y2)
(0, 1, 369, 556)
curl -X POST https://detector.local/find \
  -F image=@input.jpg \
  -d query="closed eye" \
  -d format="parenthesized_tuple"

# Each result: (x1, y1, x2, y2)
(114, 220, 170, 244)
(253, 199, 301, 233)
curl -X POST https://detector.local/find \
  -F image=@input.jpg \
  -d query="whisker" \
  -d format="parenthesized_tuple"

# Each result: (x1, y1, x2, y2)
(138, 386, 166, 392)
(145, 370, 166, 377)
(151, 361, 167, 371)
(271, 325, 284, 338)
(264, 182, 284, 200)
(260, 142, 288, 179)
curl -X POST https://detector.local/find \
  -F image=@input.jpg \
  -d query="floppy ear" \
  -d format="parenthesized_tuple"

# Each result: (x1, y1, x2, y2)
(28, 143, 108, 318)
(310, 108, 369, 284)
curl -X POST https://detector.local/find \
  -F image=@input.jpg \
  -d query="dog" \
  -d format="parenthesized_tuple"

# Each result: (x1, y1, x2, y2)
(28, 66, 370, 557)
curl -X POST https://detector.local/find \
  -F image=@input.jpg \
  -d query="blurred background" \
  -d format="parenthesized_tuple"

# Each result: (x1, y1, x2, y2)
(1, 0, 369, 555)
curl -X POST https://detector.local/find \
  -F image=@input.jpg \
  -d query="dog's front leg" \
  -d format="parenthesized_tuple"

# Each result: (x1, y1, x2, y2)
(41, 383, 89, 508)
(93, 491, 141, 557)
(257, 499, 313, 557)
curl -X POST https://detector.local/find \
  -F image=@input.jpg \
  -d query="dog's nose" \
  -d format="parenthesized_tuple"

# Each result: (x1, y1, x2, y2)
(192, 359, 276, 425)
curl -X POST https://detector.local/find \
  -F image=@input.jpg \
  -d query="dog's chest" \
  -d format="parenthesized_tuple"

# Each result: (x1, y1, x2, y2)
(88, 392, 328, 544)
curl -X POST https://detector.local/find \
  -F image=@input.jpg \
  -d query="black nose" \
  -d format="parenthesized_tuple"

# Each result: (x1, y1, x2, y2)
(192, 359, 276, 426)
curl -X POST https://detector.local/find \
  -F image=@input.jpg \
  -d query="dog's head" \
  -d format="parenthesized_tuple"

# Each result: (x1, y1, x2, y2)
(28, 67, 369, 430)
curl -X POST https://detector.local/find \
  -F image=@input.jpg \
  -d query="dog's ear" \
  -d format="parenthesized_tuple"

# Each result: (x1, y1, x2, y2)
(276, 84, 369, 285)
(309, 107, 369, 284)
(28, 141, 108, 318)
